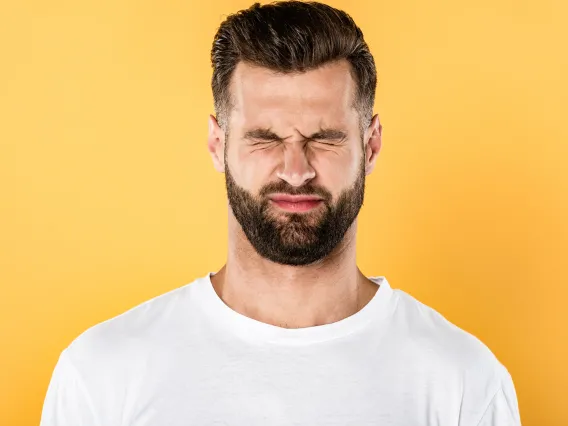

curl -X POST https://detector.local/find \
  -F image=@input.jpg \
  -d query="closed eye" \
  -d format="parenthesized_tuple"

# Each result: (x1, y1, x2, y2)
(250, 139, 280, 145)
(312, 138, 344, 146)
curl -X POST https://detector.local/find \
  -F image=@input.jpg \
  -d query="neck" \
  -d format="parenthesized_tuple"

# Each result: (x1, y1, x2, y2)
(210, 214, 378, 329)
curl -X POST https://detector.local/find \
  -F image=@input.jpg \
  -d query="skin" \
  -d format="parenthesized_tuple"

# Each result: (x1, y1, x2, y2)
(207, 59, 383, 329)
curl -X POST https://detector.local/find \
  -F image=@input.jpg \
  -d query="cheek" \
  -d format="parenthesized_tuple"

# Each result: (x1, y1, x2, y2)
(231, 147, 279, 192)
(310, 149, 360, 191)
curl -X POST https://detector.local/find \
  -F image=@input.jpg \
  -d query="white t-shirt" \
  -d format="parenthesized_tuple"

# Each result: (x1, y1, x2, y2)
(40, 272, 522, 426)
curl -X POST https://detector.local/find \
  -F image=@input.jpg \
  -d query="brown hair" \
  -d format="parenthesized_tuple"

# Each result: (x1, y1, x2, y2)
(210, 1, 377, 135)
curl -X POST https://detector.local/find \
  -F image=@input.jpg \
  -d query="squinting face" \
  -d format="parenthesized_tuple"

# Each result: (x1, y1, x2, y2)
(220, 60, 369, 266)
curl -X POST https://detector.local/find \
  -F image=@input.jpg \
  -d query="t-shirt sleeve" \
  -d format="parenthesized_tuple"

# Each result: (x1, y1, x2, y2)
(476, 371, 522, 426)
(40, 349, 102, 426)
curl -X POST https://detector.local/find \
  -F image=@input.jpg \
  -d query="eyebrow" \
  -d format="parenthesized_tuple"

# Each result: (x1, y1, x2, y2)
(243, 127, 347, 142)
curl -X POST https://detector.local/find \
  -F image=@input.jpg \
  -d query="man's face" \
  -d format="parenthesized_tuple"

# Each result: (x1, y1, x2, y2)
(222, 60, 368, 266)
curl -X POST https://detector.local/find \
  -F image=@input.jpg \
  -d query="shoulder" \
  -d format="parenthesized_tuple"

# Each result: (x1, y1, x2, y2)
(64, 275, 206, 371)
(390, 287, 511, 381)
(388, 288, 518, 423)
(44, 275, 208, 422)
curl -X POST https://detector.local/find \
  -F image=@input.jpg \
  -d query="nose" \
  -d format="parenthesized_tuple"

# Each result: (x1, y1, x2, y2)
(275, 143, 316, 187)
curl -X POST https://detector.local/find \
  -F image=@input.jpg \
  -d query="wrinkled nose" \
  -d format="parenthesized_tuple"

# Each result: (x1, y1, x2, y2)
(276, 144, 316, 187)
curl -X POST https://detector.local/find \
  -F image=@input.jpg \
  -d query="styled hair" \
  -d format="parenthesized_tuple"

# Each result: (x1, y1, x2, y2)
(210, 1, 377, 135)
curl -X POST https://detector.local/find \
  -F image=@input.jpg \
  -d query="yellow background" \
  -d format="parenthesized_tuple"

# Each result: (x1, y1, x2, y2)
(1, 0, 566, 425)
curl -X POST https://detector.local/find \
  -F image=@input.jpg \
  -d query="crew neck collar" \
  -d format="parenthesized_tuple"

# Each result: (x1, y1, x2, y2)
(196, 271, 394, 345)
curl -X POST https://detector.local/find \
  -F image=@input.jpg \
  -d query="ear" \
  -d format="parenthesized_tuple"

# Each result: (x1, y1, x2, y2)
(207, 114, 225, 173)
(364, 114, 382, 176)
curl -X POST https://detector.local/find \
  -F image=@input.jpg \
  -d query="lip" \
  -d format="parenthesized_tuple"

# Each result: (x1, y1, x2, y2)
(268, 194, 324, 213)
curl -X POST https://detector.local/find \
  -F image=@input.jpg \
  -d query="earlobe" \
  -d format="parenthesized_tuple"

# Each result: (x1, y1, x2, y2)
(207, 114, 226, 173)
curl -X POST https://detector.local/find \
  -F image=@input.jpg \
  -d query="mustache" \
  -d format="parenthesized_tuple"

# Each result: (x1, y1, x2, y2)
(258, 181, 332, 202)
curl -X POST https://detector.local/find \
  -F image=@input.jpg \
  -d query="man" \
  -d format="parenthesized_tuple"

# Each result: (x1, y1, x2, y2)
(40, 1, 522, 425)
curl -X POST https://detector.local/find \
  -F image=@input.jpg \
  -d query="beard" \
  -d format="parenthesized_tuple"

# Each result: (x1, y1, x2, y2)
(224, 146, 366, 266)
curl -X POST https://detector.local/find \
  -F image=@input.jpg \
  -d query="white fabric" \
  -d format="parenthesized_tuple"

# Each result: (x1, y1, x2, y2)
(40, 272, 521, 425)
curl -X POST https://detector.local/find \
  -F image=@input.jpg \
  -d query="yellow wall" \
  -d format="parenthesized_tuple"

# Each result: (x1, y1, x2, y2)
(1, 1, 566, 425)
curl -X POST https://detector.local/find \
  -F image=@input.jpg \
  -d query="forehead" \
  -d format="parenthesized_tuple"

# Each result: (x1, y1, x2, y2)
(228, 60, 358, 131)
